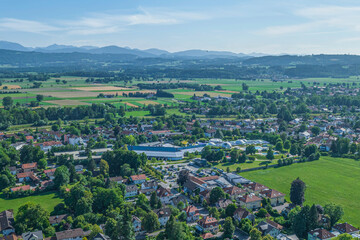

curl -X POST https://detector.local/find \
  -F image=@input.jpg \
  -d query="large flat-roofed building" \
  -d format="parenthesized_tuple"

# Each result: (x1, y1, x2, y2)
(129, 142, 205, 160)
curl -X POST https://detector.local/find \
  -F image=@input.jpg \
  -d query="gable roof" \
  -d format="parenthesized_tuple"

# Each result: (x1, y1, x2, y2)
(49, 214, 68, 225)
(154, 208, 171, 218)
(156, 186, 173, 198)
(55, 228, 85, 240)
(11, 185, 31, 192)
(22, 163, 37, 169)
(234, 207, 251, 219)
(199, 176, 219, 181)
(184, 205, 198, 214)
(130, 174, 146, 181)
(0, 210, 14, 232)
(200, 233, 214, 239)
(198, 216, 218, 226)
(216, 199, 233, 209)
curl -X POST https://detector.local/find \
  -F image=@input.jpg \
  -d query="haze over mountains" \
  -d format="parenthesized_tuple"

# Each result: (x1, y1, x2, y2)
(0, 40, 266, 59)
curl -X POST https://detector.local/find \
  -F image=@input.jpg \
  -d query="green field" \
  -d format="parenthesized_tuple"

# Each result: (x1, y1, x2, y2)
(241, 156, 360, 225)
(0, 192, 63, 214)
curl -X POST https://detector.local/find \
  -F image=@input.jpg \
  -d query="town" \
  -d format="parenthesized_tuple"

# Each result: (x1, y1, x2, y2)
(0, 80, 359, 240)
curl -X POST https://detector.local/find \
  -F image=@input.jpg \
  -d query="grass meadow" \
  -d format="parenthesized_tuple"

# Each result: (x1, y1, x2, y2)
(241, 156, 360, 225)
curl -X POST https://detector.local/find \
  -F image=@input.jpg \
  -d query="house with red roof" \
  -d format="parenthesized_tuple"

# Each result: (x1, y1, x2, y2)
(21, 163, 37, 173)
(200, 232, 215, 239)
(308, 228, 335, 240)
(156, 186, 173, 204)
(260, 189, 286, 206)
(183, 205, 199, 222)
(130, 174, 147, 184)
(223, 186, 247, 199)
(44, 168, 56, 180)
(239, 194, 262, 210)
(332, 223, 359, 235)
(10, 185, 31, 192)
(244, 182, 268, 193)
(197, 216, 219, 233)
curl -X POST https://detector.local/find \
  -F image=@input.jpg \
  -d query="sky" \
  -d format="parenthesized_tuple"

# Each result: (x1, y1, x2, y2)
(1, 0, 360, 54)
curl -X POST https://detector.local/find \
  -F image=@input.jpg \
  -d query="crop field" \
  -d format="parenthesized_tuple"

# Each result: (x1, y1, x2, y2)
(45, 99, 91, 106)
(0, 76, 359, 108)
(241, 156, 360, 225)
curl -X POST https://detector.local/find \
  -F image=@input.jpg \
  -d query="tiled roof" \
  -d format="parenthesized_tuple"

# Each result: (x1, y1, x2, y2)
(55, 228, 85, 240)
(239, 194, 262, 203)
(21, 163, 37, 169)
(11, 185, 31, 192)
(199, 176, 219, 181)
(244, 182, 268, 191)
(309, 228, 335, 240)
(0, 210, 14, 232)
(333, 223, 359, 233)
(260, 189, 285, 198)
(130, 174, 146, 181)
(223, 186, 246, 196)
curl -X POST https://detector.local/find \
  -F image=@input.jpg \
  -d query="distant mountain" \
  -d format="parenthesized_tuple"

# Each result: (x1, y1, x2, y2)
(0, 41, 259, 59)
(143, 48, 170, 56)
(0, 41, 30, 52)
(172, 49, 248, 58)
(88, 45, 155, 57)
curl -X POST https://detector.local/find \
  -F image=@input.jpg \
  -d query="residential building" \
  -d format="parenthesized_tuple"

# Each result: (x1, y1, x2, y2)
(21, 231, 43, 240)
(156, 186, 173, 204)
(125, 185, 138, 198)
(0, 210, 15, 236)
(132, 216, 142, 232)
(130, 174, 147, 184)
(257, 220, 283, 238)
(260, 189, 286, 206)
(55, 228, 88, 240)
(154, 208, 171, 226)
(183, 205, 199, 222)
(244, 182, 268, 193)
(223, 186, 247, 199)
(308, 229, 335, 240)
(239, 194, 262, 210)
(197, 216, 219, 233)
(332, 223, 359, 235)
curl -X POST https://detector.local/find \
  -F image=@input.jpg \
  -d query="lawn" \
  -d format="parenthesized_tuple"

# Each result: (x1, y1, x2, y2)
(214, 159, 276, 171)
(0, 191, 63, 214)
(241, 156, 360, 225)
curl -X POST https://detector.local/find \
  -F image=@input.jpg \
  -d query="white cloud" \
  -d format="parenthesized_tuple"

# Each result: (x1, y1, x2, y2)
(261, 5, 360, 36)
(62, 8, 209, 35)
(0, 18, 60, 33)
(0, 8, 209, 36)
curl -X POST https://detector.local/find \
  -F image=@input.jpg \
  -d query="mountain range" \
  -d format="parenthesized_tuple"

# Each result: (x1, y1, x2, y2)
(0, 40, 266, 59)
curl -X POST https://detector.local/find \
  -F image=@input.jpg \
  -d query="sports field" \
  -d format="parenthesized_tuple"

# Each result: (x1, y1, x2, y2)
(241, 156, 360, 225)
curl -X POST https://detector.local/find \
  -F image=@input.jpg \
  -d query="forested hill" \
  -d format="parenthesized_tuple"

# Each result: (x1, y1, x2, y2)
(0, 49, 138, 67)
(243, 54, 360, 66)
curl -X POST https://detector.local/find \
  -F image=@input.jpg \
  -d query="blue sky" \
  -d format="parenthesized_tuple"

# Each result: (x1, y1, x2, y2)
(1, 0, 360, 54)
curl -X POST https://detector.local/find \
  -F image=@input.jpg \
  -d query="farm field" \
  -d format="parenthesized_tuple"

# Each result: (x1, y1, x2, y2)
(0, 192, 63, 214)
(0, 76, 359, 108)
(241, 156, 360, 225)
